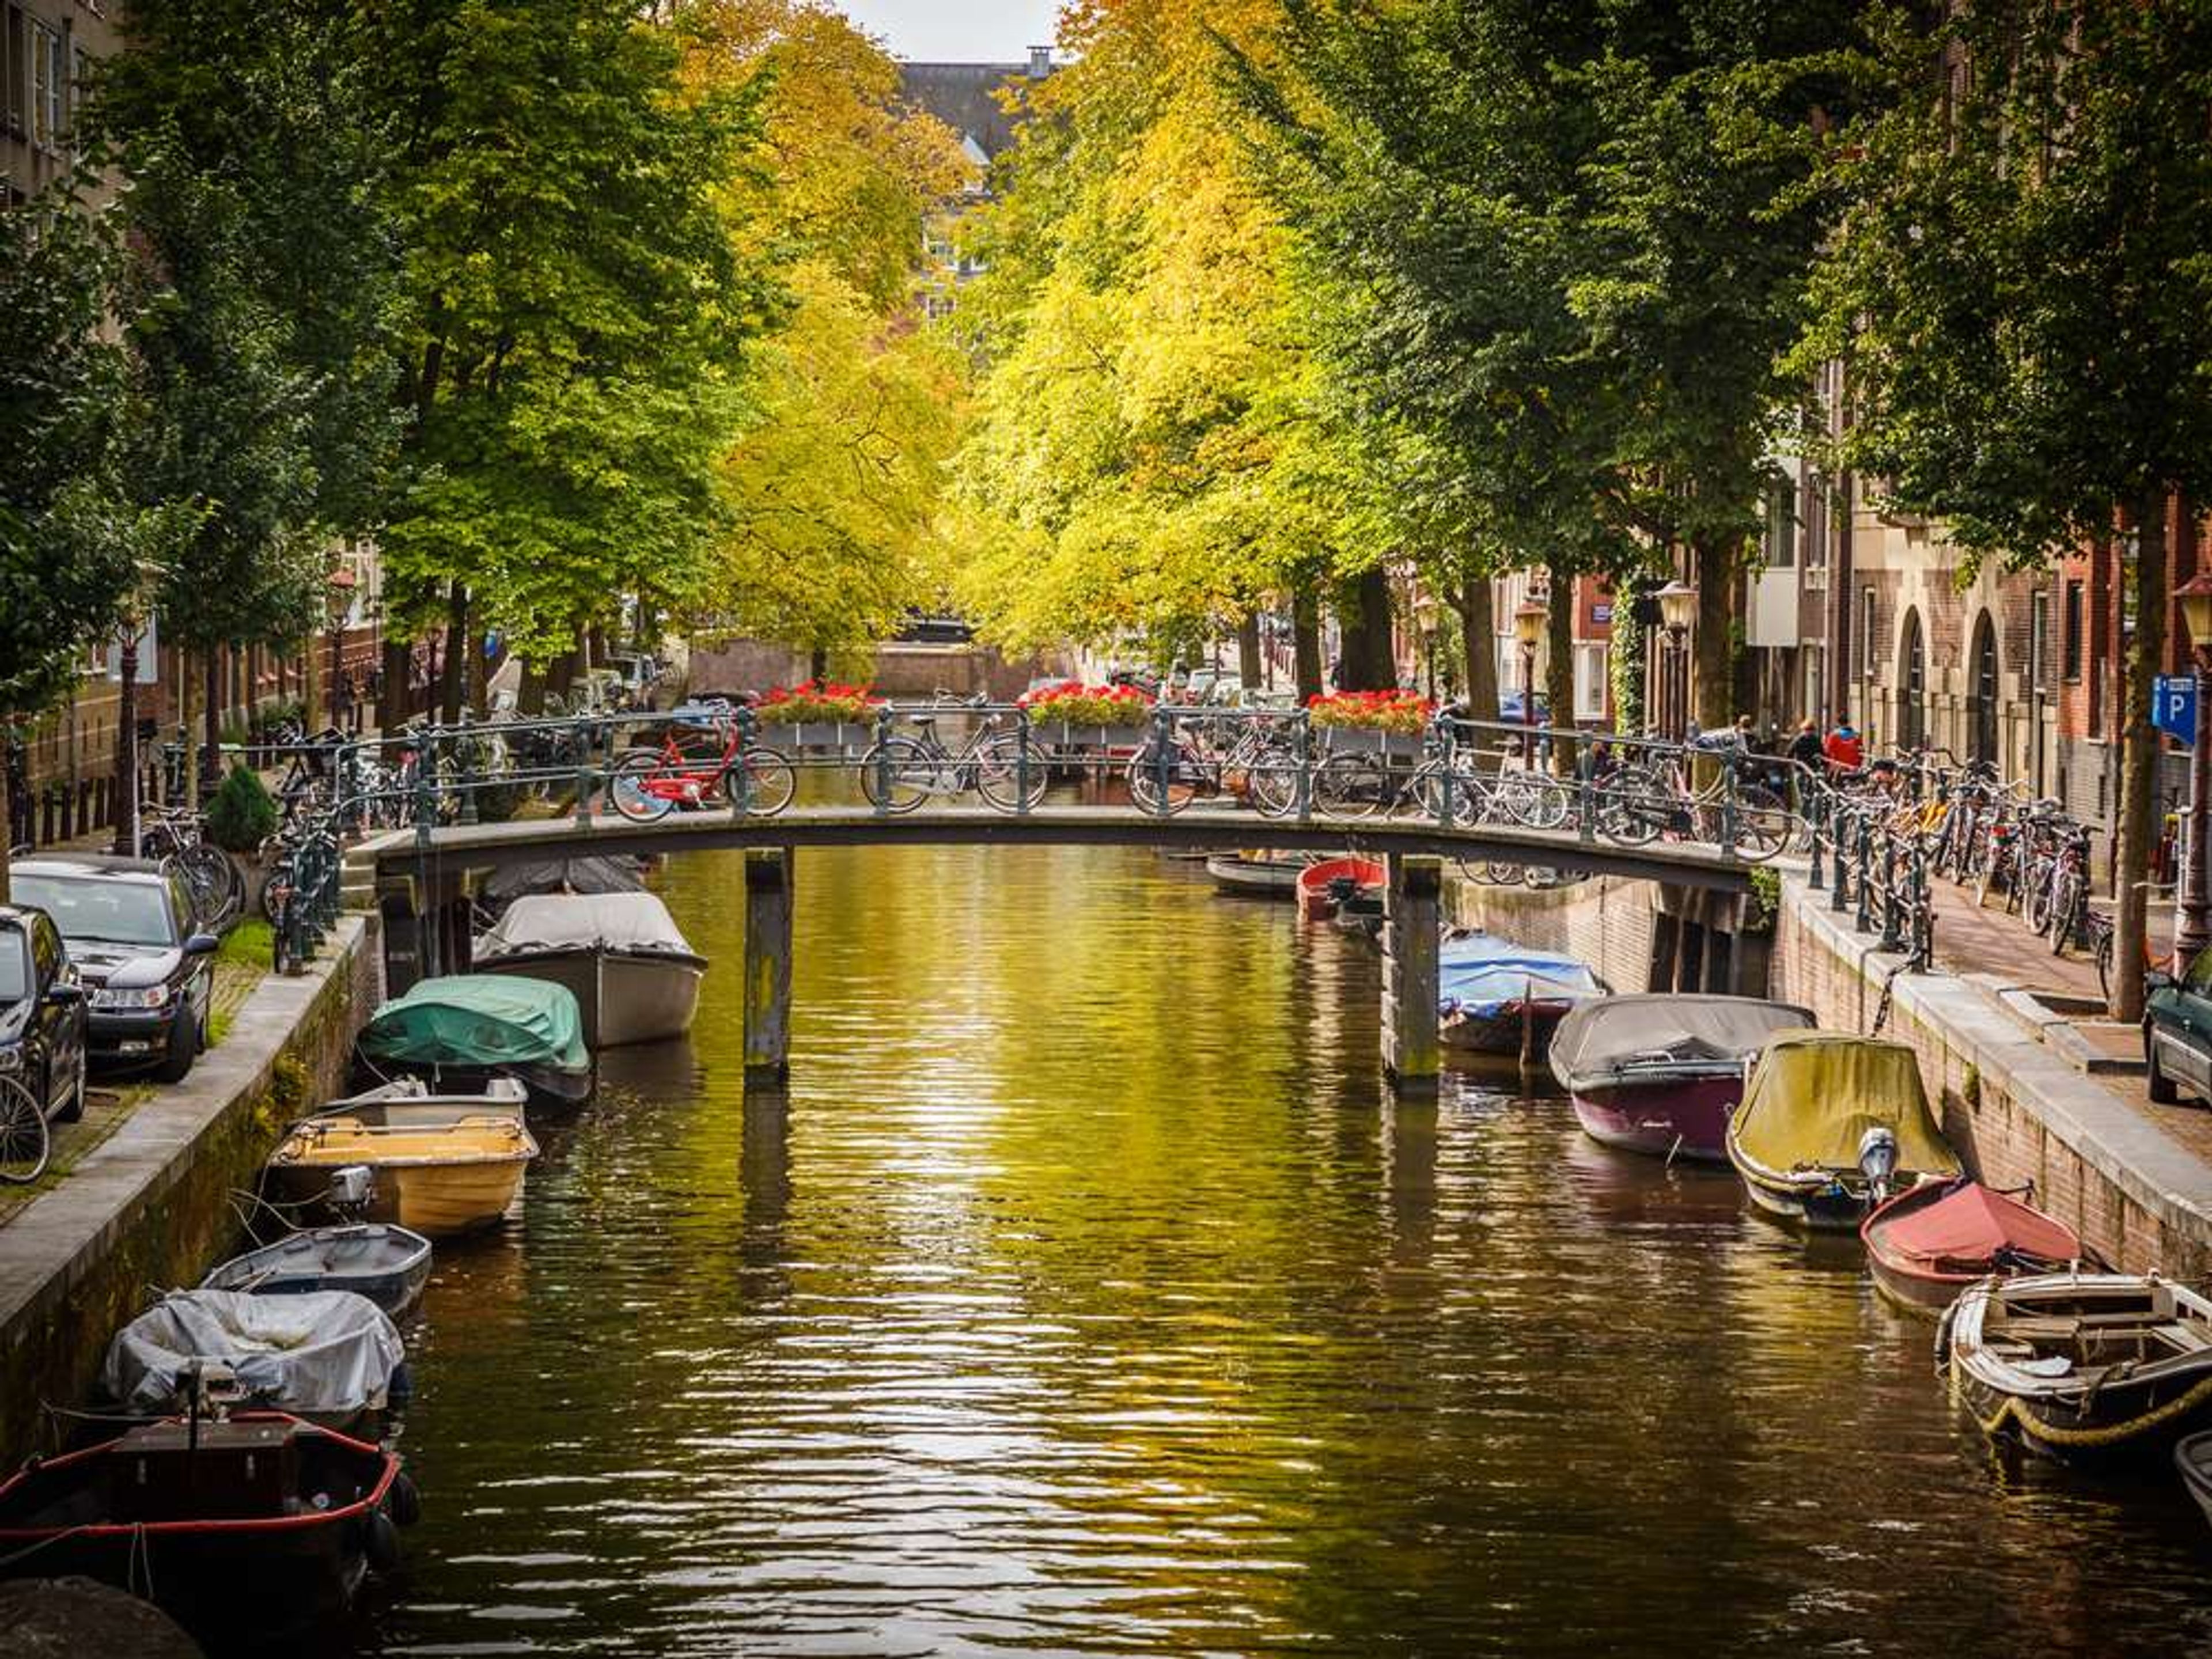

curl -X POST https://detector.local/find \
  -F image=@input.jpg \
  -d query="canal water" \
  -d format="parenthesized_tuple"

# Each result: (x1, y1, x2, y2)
(359, 844, 2209, 1657)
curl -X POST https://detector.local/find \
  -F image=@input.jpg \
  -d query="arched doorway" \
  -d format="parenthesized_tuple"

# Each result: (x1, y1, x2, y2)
(1969, 612, 1999, 767)
(1899, 608, 1927, 752)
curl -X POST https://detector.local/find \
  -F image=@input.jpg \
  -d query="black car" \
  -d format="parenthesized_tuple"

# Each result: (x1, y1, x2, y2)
(0, 905, 87, 1123)
(8, 857, 217, 1084)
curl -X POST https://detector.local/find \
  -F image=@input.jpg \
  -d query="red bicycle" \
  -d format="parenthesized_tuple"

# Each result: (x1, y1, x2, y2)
(607, 717, 797, 821)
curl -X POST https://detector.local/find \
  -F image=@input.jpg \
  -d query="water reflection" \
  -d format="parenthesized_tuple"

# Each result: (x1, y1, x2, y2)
(359, 845, 2210, 1659)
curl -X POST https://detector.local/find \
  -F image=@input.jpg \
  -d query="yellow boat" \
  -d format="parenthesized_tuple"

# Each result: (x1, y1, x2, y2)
(264, 1113, 538, 1238)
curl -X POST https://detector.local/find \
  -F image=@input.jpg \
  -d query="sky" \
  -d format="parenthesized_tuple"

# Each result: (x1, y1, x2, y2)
(831, 0, 1063, 62)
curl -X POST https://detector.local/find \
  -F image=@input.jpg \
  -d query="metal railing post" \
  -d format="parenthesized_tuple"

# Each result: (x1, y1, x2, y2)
(1855, 817, 1874, 932)
(1015, 707, 1033, 816)
(456, 711, 479, 826)
(1437, 718, 1457, 830)
(1293, 710, 1312, 824)
(1879, 830, 1904, 953)
(1718, 750, 1739, 857)
(729, 709, 753, 816)
(1807, 781, 1827, 891)
(872, 706, 893, 816)
(1150, 706, 1172, 815)
(573, 715, 595, 828)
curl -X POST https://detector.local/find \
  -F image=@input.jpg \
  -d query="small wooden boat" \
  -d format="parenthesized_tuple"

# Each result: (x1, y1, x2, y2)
(320, 1075, 528, 1130)
(202, 1223, 434, 1317)
(2175, 1432, 2212, 1524)
(0, 1412, 416, 1645)
(356, 974, 590, 1105)
(266, 1112, 537, 1237)
(1437, 930, 1605, 1059)
(1549, 994, 1815, 1161)
(1727, 1031, 1961, 1230)
(473, 891, 706, 1047)
(1943, 1272, 2212, 1461)
(1205, 852, 1306, 897)
(1861, 1179, 2088, 1316)
(100, 1290, 406, 1433)
(1297, 856, 1384, 921)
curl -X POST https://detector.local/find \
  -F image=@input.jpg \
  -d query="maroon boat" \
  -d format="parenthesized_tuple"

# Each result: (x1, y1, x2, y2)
(1861, 1178, 2089, 1315)
(1547, 994, 1814, 1161)
(0, 1411, 416, 1645)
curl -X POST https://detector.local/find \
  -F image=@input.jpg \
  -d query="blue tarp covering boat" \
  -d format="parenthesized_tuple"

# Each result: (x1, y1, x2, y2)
(1438, 931, 1605, 1056)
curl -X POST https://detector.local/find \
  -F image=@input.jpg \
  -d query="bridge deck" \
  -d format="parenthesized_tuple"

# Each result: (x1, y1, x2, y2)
(351, 804, 1760, 892)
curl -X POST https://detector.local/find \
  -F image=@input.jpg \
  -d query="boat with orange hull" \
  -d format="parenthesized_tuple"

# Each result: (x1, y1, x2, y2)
(1297, 857, 1384, 922)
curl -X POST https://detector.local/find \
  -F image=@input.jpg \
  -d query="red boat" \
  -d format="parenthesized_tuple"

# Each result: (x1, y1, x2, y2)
(0, 1411, 415, 1644)
(1297, 857, 1384, 921)
(1861, 1179, 2088, 1315)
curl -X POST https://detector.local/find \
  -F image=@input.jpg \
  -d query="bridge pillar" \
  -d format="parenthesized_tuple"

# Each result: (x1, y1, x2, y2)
(744, 849, 794, 1081)
(1381, 854, 1441, 1098)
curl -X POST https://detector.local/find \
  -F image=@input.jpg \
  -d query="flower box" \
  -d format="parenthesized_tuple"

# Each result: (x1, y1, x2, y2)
(790, 720, 849, 753)
(1046, 723, 1147, 752)
(1325, 728, 1418, 759)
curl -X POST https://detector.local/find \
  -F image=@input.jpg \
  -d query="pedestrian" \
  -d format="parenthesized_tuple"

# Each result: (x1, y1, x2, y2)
(1787, 718, 1823, 771)
(1823, 719, 1864, 775)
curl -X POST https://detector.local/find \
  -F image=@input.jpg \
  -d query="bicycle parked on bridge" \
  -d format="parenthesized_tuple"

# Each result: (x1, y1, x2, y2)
(1306, 717, 1571, 829)
(1124, 713, 1303, 817)
(857, 702, 1047, 816)
(608, 714, 797, 820)
(1594, 732, 1794, 862)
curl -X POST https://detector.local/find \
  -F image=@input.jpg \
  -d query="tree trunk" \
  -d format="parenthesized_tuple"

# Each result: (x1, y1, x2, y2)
(380, 636, 411, 732)
(1545, 575, 1577, 775)
(1292, 589, 1323, 702)
(518, 658, 547, 717)
(2112, 488, 2170, 1021)
(1455, 577, 1499, 725)
(1237, 612, 1262, 691)
(548, 649, 579, 701)
(0, 730, 14, 903)
(1692, 537, 1736, 733)
(112, 628, 139, 857)
(808, 645, 828, 684)
(468, 628, 491, 717)
(203, 652, 221, 798)
(439, 581, 468, 724)
(1335, 566, 1396, 691)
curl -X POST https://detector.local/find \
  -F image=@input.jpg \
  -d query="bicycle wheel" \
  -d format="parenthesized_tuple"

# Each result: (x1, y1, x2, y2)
(1127, 741, 1197, 816)
(1497, 772, 1570, 831)
(974, 734, 1049, 815)
(858, 738, 938, 814)
(1595, 769, 1666, 846)
(726, 747, 797, 817)
(1243, 742, 1301, 818)
(2048, 875, 2080, 955)
(2095, 926, 2113, 1002)
(608, 750, 676, 822)
(1724, 785, 1794, 863)
(1312, 753, 1388, 821)
(0, 1076, 50, 1185)
(185, 843, 243, 931)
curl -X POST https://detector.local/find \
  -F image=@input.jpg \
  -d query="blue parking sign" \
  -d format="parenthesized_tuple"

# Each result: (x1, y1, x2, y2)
(2157, 675, 2197, 745)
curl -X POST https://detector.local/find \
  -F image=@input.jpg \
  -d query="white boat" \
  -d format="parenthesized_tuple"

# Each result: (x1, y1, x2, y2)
(472, 892, 705, 1047)
(319, 1075, 528, 1130)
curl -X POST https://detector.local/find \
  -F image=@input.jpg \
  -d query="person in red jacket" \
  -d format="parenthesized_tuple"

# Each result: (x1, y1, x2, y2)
(1822, 721, 1865, 774)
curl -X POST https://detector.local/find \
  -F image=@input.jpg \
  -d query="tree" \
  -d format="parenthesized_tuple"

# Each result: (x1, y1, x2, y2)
(1802, 2, 2212, 1018)
(369, 0, 772, 684)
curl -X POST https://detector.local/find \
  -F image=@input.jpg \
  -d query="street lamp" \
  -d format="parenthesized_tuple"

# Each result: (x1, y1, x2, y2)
(2173, 573, 2212, 965)
(327, 566, 358, 734)
(1656, 581, 1697, 741)
(1514, 596, 1547, 765)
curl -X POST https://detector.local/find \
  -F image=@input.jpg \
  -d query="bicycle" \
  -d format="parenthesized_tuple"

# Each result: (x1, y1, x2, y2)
(2085, 882, 2174, 1002)
(608, 715, 797, 821)
(0, 1074, 50, 1184)
(141, 803, 244, 932)
(1310, 718, 1569, 828)
(1125, 713, 1302, 817)
(1595, 735, 1795, 861)
(858, 703, 1047, 816)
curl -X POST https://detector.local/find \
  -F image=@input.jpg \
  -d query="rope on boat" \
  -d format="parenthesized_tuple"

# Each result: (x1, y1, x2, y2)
(1869, 959, 1911, 1037)
(1967, 1369, 2212, 1449)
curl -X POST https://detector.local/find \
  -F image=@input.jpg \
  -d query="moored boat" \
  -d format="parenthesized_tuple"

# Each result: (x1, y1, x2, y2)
(1726, 1032, 1961, 1230)
(320, 1074, 528, 1129)
(0, 1411, 415, 1645)
(1297, 857, 1384, 921)
(1943, 1272, 2212, 1461)
(1861, 1179, 2088, 1316)
(1205, 852, 1306, 897)
(2176, 1432, 2212, 1524)
(1548, 994, 1815, 1161)
(101, 1290, 406, 1433)
(266, 1111, 538, 1237)
(473, 891, 706, 1047)
(357, 974, 590, 1105)
(202, 1223, 434, 1317)
(1437, 930, 1606, 1059)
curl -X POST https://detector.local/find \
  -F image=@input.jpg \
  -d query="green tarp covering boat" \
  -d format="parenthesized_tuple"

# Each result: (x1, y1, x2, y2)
(357, 975, 590, 1104)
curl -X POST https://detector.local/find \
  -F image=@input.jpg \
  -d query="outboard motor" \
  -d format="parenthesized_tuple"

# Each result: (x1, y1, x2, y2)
(1856, 1125, 1900, 1202)
(327, 1163, 377, 1219)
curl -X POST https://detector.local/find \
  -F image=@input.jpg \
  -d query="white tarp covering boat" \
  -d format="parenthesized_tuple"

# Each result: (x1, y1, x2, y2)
(473, 892, 705, 1047)
(101, 1289, 404, 1423)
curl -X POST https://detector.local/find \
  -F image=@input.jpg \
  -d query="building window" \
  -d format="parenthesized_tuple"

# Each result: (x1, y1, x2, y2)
(28, 17, 59, 152)
(1803, 645, 1825, 725)
(1573, 642, 1607, 721)
(2062, 580, 2084, 681)
(1764, 483, 1794, 569)
(2030, 591, 2050, 693)
(1804, 477, 1828, 570)
(2, 4, 24, 139)
(1858, 587, 1877, 681)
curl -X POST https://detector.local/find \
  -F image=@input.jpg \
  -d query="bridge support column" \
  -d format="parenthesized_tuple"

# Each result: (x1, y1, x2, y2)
(744, 848, 794, 1081)
(1381, 853, 1441, 1098)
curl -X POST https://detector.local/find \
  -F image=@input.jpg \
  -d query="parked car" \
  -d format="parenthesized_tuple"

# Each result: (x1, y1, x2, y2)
(7, 857, 217, 1084)
(0, 905, 87, 1123)
(2146, 952, 2212, 1106)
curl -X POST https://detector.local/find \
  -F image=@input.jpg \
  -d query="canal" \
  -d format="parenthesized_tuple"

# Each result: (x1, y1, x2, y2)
(362, 844, 2210, 1657)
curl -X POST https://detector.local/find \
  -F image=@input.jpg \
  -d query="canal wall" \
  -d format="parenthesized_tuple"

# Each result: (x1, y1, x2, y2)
(0, 916, 380, 1465)
(1775, 878, 2212, 1277)
(1444, 873, 1660, 991)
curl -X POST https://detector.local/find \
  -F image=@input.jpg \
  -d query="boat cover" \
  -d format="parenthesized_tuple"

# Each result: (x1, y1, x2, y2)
(102, 1289, 403, 1416)
(358, 974, 588, 1073)
(482, 856, 644, 903)
(476, 892, 698, 960)
(1438, 931, 1604, 1015)
(1873, 1181, 2081, 1267)
(1734, 1032, 1960, 1175)
(1550, 994, 1814, 1092)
